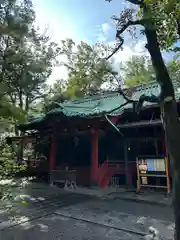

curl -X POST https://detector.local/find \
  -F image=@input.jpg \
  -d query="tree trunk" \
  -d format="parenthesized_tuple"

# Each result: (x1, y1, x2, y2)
(18, 90, 24, 159)
(162, 100, 180, 240)
(19, 90, 23, 109)
(25, 96, 29, 112)
(177, 21, 180, 37)
(144, 17, 180, 239)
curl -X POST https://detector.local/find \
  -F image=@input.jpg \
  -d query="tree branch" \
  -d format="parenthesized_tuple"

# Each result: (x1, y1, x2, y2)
(127, 0, 144, 5)
(136, 94, 160, 113)
(107, 92, 160, 116)
(105, 20, 144, 60)
(177, 21, 180, 37)
(29, 94, 48, 104)
(107, 69, 135, 103)
(106, 66, 160, 115)
(106, 100, 134, 116)
(106, 0, 144, 5)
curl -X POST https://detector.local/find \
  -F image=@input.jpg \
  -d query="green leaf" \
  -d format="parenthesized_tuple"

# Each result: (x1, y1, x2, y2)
(137, 8, 143, 17)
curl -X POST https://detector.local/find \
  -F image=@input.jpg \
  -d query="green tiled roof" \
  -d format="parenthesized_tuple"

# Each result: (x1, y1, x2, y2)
(47, 91, 127, 117)
(131, 80, 180, 106)
(19, 80, 180, 130)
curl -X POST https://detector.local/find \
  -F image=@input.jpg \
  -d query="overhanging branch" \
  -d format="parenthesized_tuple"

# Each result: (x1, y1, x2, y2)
(107, 70, 135, 103)
(107, 102, 129, 115)
(106, 68, 160, 115)
(127, 0, 144, 6)
(177, 21, 180, 37)
(107, 93, 160, 116)
(106, 20, 144, 60)
(106, 0, 144, 5)
(29, 94, 48, 104)
(136, 94, 160, 113)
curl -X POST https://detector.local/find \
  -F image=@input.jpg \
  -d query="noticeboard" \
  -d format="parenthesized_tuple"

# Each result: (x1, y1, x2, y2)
(136, 157, 170, 193)
(138, 158, 166, 172)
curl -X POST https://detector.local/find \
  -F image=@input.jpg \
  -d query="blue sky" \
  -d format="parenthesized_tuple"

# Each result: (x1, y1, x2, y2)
(33, 0, 144, 82)
(33, 0, 124, 43)
(32, 0, 178, 83)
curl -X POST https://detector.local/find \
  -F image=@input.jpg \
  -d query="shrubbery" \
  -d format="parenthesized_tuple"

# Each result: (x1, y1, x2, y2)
(0, 141, 26, 199)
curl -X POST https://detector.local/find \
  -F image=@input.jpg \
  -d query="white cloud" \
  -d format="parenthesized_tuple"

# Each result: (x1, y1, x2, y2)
(101, 40, 149, 88)
(122, 0, 139, 11)
(108, 39, 149, 72)
(96, 23, 111, 43)
(133, 40, 148, 55)
(102, 23, 110, 36)
(34, 9, 75, 44)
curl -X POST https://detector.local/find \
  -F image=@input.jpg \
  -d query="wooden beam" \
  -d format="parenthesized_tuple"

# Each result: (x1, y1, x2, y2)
(118, 119, 162, 129)
(7, 135, 37, 143)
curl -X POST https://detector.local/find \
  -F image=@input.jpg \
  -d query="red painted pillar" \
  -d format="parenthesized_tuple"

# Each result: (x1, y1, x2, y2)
(91, 129, 99, 186)
(49, 135, 56, 171)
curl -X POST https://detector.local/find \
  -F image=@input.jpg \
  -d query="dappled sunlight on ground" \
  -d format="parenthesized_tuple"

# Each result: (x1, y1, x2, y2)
(0, 182, 175, 239)
(0, 177, 35, 188)
(0, 213, 143, 240)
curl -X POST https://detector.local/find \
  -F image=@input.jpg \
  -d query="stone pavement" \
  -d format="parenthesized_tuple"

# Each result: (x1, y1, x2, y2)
(0, 196, 174, 240)
(64, 186, 116, 197)
(107, 190, 172, 207)
(54, 198, 174, 239)
(16, 182, 172, 207)
(0, 182, 174, 239)
(66, 186, 172, 207)
(0, 186, 93, 230)
(0, 213, 143, 240)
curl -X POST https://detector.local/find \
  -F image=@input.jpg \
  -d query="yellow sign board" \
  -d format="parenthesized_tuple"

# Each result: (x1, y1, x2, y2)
(136, 157, 170, 193)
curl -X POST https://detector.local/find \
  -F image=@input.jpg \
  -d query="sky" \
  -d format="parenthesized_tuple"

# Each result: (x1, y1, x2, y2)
(32, 0, 176, 84)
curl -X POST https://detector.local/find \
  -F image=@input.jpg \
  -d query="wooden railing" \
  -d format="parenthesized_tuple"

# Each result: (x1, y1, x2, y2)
(50, 170, 77, 189)
(107, 160, 124, 169)
(97, 160, 137, 188)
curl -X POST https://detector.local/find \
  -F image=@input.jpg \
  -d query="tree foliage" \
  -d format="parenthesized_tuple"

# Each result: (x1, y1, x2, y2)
(0, 143, 25, 179)
(167, 55, 180, 82)
(43, 39, 116, 111)
(120, 55, 155, 86)
(43, 79, 70, 112)
(0, 141, 26, 199)
(60, 39, 115, 98)
(121, 55, 180, 86)
(0, 0, 61, 120)
(0, 0, 62, 186)
(0, 97, 26, 123)
(140, 0, 180, 51)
